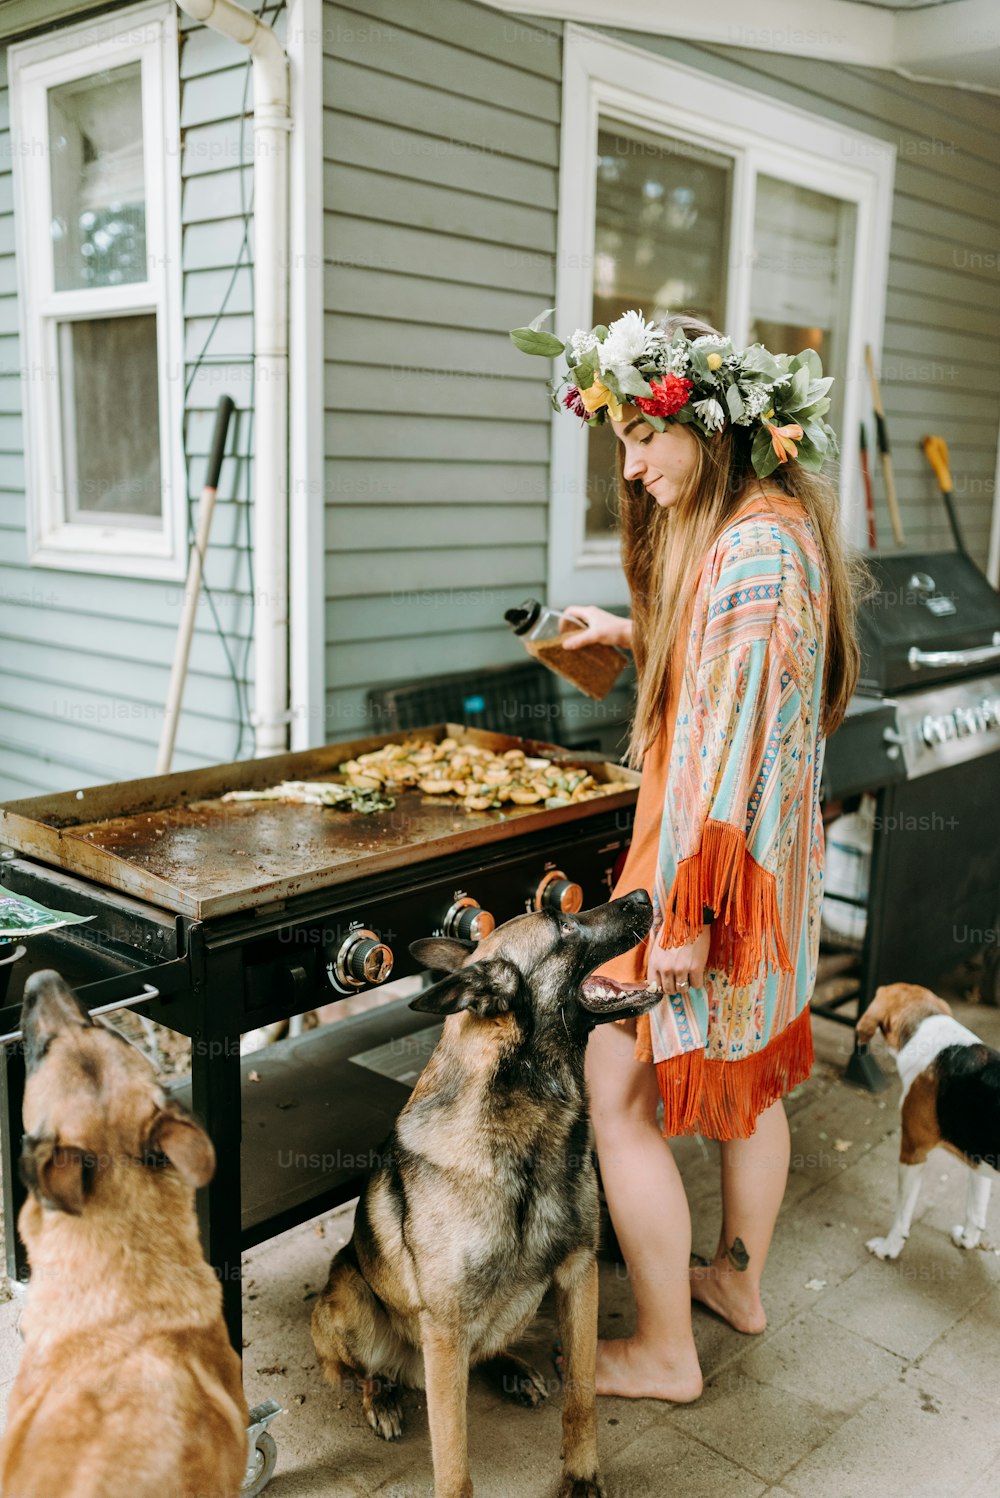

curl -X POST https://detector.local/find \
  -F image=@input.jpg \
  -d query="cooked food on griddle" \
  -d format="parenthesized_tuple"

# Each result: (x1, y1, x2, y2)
(223, 738, 619, 815)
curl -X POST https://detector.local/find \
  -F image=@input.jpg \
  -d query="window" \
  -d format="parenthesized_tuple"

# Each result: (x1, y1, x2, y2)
(9, 2, 184, 578)
(551, 28, 895, 603)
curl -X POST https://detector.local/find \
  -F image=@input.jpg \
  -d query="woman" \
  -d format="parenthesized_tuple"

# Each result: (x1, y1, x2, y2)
(511, 309, 864, 1401)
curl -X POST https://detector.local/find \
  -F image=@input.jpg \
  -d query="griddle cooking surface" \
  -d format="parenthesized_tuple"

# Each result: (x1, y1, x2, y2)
(0, 727, 638, 919)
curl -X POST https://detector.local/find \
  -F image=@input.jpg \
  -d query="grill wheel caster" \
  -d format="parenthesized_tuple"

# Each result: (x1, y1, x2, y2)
(241, 1399, 283, 1497)
(241, 1430, 277, 1497)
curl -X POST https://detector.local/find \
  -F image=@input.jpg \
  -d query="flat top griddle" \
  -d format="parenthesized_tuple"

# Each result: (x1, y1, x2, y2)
(0, 726, 638, 920)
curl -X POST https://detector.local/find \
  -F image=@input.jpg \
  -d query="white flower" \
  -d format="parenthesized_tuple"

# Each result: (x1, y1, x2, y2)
(569, 327, 600, 359)
(599, 309, 658, 374)
(693, 397, 726, 431)
(739, 383, 774, 424)
(691, 333, 733, 356)
(665, 342, 692, 376)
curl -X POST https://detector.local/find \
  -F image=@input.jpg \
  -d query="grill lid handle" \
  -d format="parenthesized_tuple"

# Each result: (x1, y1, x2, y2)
(908, 633, 1000, 671)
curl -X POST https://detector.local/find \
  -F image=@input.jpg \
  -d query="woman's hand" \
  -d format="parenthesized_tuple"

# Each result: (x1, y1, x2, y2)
(560, 605, 632, 651)
(647, 926, 711, 995)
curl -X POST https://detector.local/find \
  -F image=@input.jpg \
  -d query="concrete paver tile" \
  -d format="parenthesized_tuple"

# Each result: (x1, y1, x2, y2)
(732, 1311, 907, 1416)
(915, 1287, 1000, 1401)
(815, 1223, 998, 1359)
(667, 1369, 836, 1484)
(609, 1419, 769, 1498)
(781, 1367, 1000, 1498)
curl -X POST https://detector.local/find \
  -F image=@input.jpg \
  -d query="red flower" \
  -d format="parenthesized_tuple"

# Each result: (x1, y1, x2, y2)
(636, 374, 693, 420)
(563, 385, 589, 421)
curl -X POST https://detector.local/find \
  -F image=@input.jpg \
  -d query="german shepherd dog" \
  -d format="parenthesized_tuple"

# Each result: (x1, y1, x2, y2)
(311, 888, 657, 1498)
(0, 971, 247, 1498)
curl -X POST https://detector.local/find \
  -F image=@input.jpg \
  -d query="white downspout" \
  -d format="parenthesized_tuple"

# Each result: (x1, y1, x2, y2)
(175, 0, 290, 758)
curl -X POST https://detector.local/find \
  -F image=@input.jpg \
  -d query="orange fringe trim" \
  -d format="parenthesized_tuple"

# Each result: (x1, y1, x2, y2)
(653, 1006, 814, 1141)
(659, 818, 795, 986)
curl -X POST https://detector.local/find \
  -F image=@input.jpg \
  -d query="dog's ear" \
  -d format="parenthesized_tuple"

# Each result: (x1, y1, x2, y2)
(856, 986, 892, 1045)
(409, 937, 476, 973)
(19, 1136, 89, 1215)
(410, 957, 524, 1019)
(146, 1106, 216, 1188)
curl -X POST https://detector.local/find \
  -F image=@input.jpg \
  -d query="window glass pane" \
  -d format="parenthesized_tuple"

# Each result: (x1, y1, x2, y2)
(59, 314, 161, 521)
(48, 63, 147, 291)
(749, 174, 855, 441)
(586, 121, 732, 539)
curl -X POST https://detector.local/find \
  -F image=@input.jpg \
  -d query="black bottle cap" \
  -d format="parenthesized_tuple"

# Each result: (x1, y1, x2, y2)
(504, 598, 542, 635)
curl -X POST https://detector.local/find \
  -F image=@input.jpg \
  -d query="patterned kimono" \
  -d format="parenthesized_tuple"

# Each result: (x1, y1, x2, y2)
(600, 493, 828, 1139)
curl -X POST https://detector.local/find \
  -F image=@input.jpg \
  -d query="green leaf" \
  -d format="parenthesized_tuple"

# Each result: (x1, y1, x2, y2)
(741, 344, 782, 381)
(806, 376, 834, 401)
(528, 306, 556, 332)
(751, 427, 780, 478)
(725, 383, 745, 422)
(572, 351, 599, 390)
(593, 324, 609, 341)
(787, 365, 811, 407)
(791, 347, 822, 379)
(615, 366, 654, 398)
(688, 344, 717, 385)
(790, 396, 831, 423)
(510, 327, 567, 357)
(794, 438, 826, 473)
(644, 413, 666, 432)
(801, 420, 830, 452)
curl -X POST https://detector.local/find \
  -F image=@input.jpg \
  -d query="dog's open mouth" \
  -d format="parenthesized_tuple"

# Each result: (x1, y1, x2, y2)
(579, 975, 662, 1014)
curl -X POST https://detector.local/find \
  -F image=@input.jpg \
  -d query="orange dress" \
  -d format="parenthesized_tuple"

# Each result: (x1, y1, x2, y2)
(596, 623, 687, 1062)
(594, 491, 826, 1140)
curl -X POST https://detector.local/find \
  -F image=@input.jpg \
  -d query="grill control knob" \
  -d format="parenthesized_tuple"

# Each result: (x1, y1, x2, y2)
(329, 929, 394, 991)
(443, 897, 495, 942)
(535, 870, 584, 913)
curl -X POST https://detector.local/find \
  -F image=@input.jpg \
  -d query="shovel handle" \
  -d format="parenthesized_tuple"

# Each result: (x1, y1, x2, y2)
(921, 434, 953, 495)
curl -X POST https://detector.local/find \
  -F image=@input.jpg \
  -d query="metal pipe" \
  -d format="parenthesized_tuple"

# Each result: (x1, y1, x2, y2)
(175, 0, 291, 757)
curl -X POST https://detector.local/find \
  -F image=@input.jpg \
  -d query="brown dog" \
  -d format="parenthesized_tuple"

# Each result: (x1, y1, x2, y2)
(0, 970, 248, 1498)
(311, 889, 658, 1498)
(857, 981, 999, 1259)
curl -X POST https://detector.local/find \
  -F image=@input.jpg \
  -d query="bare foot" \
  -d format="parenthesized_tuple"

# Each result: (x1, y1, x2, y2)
(595, 1336, 703, 1402)
(690, 1261, 767, 1334)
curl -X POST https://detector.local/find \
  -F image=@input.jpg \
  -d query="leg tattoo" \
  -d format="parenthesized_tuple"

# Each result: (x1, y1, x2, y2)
(724, 1237, 750, 1272)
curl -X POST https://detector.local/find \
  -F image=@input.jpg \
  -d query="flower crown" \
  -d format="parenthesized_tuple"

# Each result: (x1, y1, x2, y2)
(510, 308, 838, 478)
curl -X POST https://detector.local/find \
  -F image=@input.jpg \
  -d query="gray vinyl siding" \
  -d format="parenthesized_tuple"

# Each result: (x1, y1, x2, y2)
(0, 12, 255, 800)
(322, 8, 1000, 745)
(321, 0, 562, 741)
(600, 28, 1000, 566)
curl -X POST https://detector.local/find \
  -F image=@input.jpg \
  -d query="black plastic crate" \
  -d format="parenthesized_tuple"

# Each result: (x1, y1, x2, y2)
(368, 661, 562, 739)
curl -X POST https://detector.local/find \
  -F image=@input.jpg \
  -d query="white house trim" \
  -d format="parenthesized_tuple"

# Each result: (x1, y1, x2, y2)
(547, 26, 896, 607)
(8, 0, 186, 582)
(286, 0, 325, 750)
(483, 0, 1000, 95)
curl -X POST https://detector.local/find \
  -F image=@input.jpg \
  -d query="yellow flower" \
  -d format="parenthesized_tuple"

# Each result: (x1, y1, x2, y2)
(706, 352, 723, 371)
(578, 379, 623, 422)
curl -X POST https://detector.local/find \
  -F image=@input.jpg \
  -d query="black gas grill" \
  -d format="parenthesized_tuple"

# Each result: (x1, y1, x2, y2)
(0, 727, 637, 1347)
(820, 551, 1000, 1080)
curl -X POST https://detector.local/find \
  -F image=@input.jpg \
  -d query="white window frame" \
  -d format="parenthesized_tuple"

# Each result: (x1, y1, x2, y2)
(549, 26, 896, 606)
(9, 0, 185, 581)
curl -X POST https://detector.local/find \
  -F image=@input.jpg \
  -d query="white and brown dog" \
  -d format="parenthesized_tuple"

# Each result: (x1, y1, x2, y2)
(857, 982, 999, 1261)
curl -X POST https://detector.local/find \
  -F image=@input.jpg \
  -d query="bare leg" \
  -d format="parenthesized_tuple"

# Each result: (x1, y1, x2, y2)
(586, 1020, 703, 1402)
(690, 1098, 790, 1334)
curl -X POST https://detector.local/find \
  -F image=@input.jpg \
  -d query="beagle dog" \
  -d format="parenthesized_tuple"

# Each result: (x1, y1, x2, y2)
(857, 982, 999, 1260)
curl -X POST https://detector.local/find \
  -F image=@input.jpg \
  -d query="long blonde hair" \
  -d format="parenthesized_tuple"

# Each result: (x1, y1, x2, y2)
(620, 314, 867, 765)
